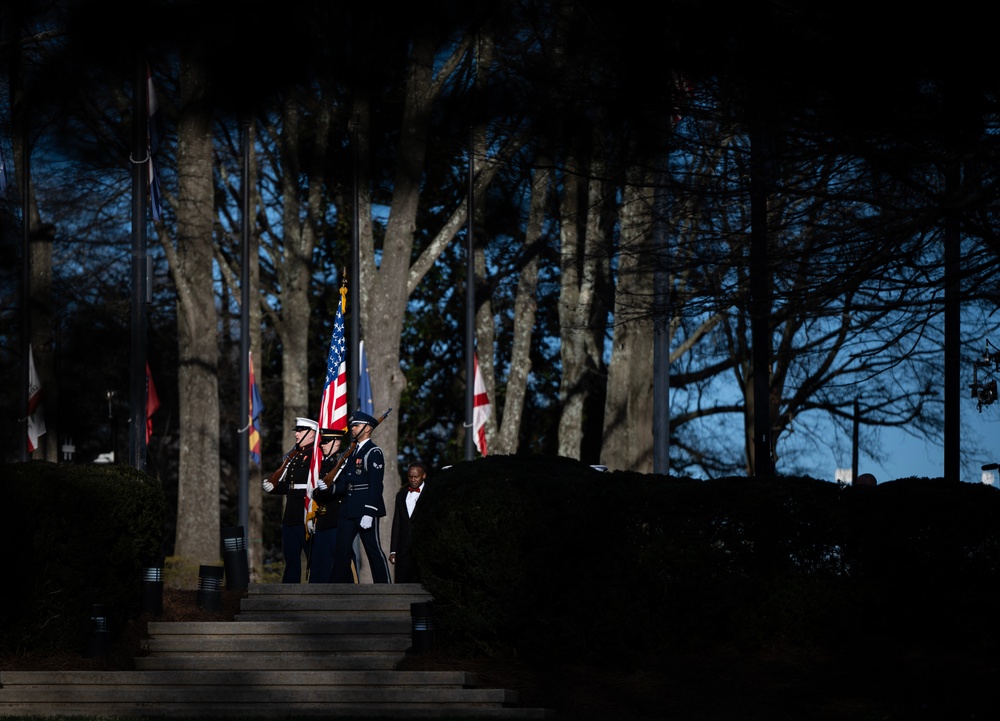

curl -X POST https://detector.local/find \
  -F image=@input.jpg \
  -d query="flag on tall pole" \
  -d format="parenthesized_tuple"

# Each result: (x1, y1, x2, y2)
(145, 362, 160, 445)
(27, 346, 46, 453)
(358, 339, 374, 415)
(306, 284, 349, 530)
(147, 64, 164, 221)
(472, 353, 490, 456)
(248, 351, 264, 465)
(0, 140, 8, 195)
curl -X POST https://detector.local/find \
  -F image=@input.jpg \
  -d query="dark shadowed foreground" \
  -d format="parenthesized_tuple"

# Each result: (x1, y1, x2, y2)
(1, 588, 997, 720)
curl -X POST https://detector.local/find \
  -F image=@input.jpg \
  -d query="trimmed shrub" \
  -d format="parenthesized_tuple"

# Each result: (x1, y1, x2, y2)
(1, 462, 166, 654)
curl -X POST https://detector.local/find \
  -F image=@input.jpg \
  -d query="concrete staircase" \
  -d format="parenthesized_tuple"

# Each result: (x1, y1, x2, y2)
(0, 583, 553, 718)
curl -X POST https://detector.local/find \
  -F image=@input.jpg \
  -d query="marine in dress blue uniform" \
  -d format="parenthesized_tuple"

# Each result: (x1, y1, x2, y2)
(262, 417, 317, 583)
(331, 411, 392, 583)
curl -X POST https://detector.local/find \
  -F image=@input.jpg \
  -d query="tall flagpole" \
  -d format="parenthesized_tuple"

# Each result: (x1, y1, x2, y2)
(238, 117, 251, 532)
(350, 114, 360, 411)
(129, 51, 148, 471)
(16, 44, 30, 462)
(465, 125, 475, 461)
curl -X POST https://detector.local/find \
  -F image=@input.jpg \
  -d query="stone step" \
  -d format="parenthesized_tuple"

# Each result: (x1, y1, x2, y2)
(0, 668, 478, 688)
(134, 653, 401, 671)
(145, 620, 413, 654)
(0, 583, 554, 718)
(245, 582, 432, 597)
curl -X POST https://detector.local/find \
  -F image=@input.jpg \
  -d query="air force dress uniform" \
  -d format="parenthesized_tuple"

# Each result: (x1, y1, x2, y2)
(331, 412, 392, 583)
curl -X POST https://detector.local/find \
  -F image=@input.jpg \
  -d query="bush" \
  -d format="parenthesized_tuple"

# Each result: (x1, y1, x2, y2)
(413, 459, 1000, 668)
(0, 461, 166, 655)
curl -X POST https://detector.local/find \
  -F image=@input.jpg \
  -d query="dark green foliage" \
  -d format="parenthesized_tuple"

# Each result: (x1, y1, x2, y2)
(0, 462, 166, 655)
(414, 459, 1000, 669)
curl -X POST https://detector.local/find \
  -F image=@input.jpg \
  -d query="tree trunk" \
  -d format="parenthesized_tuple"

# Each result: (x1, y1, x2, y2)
(358, 33, 437, 578)
(172, 57, 220, 566)
(277, 91, 323, 445)
(358, 33, 481, 575)
(602, 163, 655, 472)
(557, 142, 610, 460)
(494, 158, 549, 454)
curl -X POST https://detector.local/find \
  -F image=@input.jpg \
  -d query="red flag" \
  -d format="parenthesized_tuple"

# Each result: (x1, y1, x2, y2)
(27, 347, 46, 453)
(473, 353, 490, 456)
(671, 71, 694, 126)
(146, 363, 160, 445)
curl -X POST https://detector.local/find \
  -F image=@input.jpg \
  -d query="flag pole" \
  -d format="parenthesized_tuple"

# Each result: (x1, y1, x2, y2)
(349, 114, 361, 412)
(465, 124, 475, 461)
(238, 116, 251, 533)
(16, 45, 30, 462)
(129, 50, 148, 471)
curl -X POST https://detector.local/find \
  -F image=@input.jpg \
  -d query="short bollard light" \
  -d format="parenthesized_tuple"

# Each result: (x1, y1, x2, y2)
(85, 604, 110, 658)
(197, 565, 224, 612)
(142, 557, 165, 616)
(221, 526, 250, 590)
(410, 601, 435, 654)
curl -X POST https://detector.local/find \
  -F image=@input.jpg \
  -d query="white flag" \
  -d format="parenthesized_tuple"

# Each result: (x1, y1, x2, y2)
(472, 353, 490, 456)
(27, 346, 46, 453)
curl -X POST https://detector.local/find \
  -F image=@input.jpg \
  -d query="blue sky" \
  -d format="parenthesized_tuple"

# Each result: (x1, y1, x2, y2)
(834, 400, 1000, 487)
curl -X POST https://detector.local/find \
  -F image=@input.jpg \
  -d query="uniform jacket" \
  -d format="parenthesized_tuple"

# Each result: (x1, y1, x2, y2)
(312, 453, 347, 531)
(335, 439, 387, 519)
(265, 448, 313, 526)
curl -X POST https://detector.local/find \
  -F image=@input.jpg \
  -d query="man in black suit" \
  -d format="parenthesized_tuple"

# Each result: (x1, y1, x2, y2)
(389, 461, 427, 584)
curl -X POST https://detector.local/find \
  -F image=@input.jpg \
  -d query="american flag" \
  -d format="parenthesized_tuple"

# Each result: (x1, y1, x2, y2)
(306, 286, 349, 528)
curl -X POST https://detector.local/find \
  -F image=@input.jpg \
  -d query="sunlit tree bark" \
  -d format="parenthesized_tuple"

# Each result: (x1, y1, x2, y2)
(168, 56, 219, 566)
(493, 158, 549, 455)
(602, 162, 655, 472)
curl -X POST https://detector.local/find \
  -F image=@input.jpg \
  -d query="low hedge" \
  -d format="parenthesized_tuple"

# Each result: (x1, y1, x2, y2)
(0, 461, 166, 655)
(413, 457, 1000, 668)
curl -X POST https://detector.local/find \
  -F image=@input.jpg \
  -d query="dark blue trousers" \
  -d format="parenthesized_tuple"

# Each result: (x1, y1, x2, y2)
(281, 523, 309, 584)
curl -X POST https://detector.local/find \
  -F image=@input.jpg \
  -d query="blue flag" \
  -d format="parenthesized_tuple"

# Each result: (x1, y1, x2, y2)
(358, 340, 374, 415)
(0, 141, 8, 195)
(249, 351, 264, 465)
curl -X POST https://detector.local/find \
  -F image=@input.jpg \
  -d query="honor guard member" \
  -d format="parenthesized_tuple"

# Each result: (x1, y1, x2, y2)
(309, 427, 354, 583)
(263, 417, 317, 583)
(331, 411, 392, 583)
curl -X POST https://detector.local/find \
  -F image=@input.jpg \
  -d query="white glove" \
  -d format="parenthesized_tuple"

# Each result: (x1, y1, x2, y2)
(262, 480, 274, 492)
(316, 480, 328, 491)
(360, 515, 373, 530)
